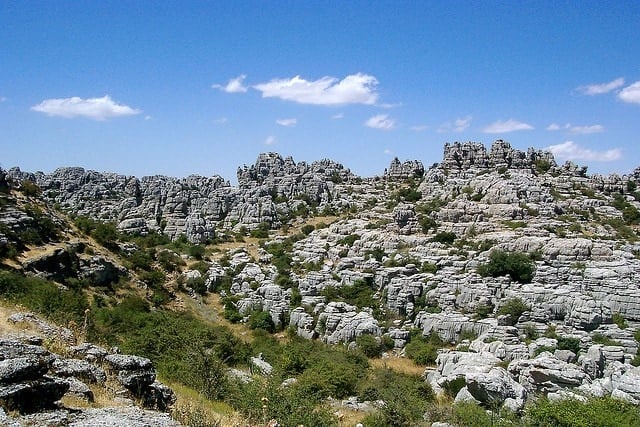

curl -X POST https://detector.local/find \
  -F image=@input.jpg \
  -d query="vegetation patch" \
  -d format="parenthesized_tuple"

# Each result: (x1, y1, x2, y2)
(477, 250, 535, 283)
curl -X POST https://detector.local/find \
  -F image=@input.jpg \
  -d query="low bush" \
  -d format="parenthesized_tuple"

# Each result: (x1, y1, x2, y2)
(527, 397, 640, 427)
(477, 250, 535, 283)
(497, 297, 529, 325)
(431, 231, 456, 245)
(0, 270, 88, 326)
(360, 368, 434, 427)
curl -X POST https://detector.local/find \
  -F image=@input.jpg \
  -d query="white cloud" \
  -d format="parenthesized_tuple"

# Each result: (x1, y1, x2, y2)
(364, 114, 395, 130)
(331, 113, 344, 120)
(438, 115, 472, 133)
(384, 149, 393, 155)
(546, 122, 604, 134)
(482, 119, 533, 133)
(31, 95, 140, 120)
(212, 74, 248, 93)
(254, 73, 379, 106)
(567, 124, 603, 134)
(265, 135, 276, 145)
(213, 117, 228, 124)
(410, 125, 428, 131)
(546, 141, 621, 162)
(618, 81, 640, 104)
(144, 115, 152, 121)
(577, 77, 625, 95)
(276, 118, 297, 127)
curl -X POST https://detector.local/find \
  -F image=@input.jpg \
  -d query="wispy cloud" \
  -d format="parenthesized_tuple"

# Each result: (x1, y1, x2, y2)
(213, 117, 228, 124)
(276, 118, 297, 127)
(438, 115, 472, 133)
(546, 123, 604, 134)
(568, 124, 603, 134)
(0, 96, 6, 103)
(331, 113, 344, 120)
(482, 119, 533, 133)
(212, 74, 248, 93)
(364, 114, 395, 130)
(31, 95, 140, 120)
(265, 135, 276, 145)
(577, 77, 625, 95)
(618, 81, 640, 104)
(254, 73, 379, 106)
(546, 141, 621, 162)
(384, 149, 393, 155)
(410, 125, 428, 132)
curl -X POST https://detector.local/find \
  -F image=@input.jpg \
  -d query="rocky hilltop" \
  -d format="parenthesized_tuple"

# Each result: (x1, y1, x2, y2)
(6, 152, 356, 243)
(3, 139, 640, 421)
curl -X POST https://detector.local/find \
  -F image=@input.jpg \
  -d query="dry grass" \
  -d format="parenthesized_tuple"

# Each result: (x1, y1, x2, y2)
(164, 379, 246, 427)
(183, 293, 254, 343)
(370, 356, 426, 376)
(335, 408, 367, 426)
(211, 237, 263, 261)
(0, 304, 27, 336)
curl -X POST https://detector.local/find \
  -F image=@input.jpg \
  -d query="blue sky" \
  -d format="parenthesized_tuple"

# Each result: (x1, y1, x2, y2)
(1, 1, 639, 182)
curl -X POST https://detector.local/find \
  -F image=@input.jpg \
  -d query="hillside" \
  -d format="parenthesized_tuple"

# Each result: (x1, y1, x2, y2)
(2, 140, 640, 426)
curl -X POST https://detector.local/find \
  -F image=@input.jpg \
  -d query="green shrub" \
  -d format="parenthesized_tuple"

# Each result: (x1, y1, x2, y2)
(249, 311, 276, 333)
(451, 402, 494, 427)
(157, 250, 185, 272)
(0, 270, 88, 325)
(395, 187, 422, 202)
(321, 279, 380, 316)
(356, 334, 383, 358)
(421, 261, 438, 274)
(91, 222, 119, 249)
(295, 349, 368, 399)
(360, 368, 434, 427)
(556, 337, 580, 354)
(20, 204, 60, 244)
(475, 302, 494, 319)
(477, 250, 535, 283)
(592, 333, 621, 346)
(431, 231, 456, 245)
(534, 159, 552, 174)
(405, 338, 439, 365)
(301, 224, 315, 235)
(338, 234, 360, 247)
(527, 397, 640, 427)
(228, 376, 336, 427)
(419, 215, 438, 233)
(366, 247, 386, 262)
(623, 206, 640, 225)
(443, 376, 466, 398)
(497, 297, 529, 325)
(612, 313, 628, 329)
(187, 244, 205, 259)
(19, 180, 41, 196)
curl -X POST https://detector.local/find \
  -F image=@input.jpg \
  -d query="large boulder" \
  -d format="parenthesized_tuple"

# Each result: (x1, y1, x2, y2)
(508, 352, 589, 393)
(465, 367, 527, 411)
